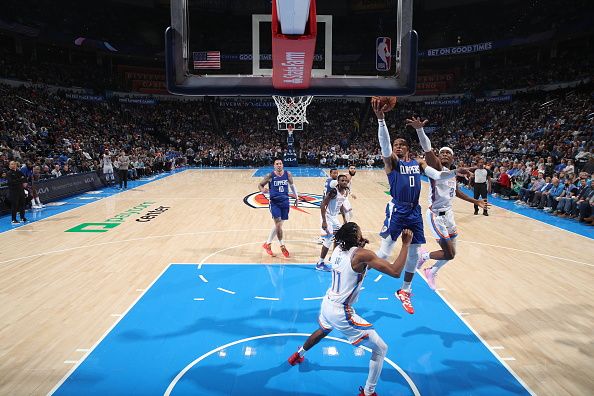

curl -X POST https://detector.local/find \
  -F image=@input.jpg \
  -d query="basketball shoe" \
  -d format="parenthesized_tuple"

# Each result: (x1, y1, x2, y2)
(280, 245, 290, 258)
(395, 289, 414, 314)
(358, 386, 378, 396)
(262, 243, 275, 256)
(424, 267, 437, 290)
(288, 351, 304, 366)
(416, 247, 428, 269)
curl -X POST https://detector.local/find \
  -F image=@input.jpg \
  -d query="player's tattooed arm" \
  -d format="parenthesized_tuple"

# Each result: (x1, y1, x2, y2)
(258, 174, 272, 193)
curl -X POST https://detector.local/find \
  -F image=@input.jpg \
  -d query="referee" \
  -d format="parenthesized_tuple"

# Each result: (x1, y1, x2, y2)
(7, 161, 27, 224)
(473, 159, 490, 216)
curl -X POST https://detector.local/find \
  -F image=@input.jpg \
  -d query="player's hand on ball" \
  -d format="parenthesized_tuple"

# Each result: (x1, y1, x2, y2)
(401, 229, 413, 245)
(405, 117, 428, 130)
(371, 99, 385, 120)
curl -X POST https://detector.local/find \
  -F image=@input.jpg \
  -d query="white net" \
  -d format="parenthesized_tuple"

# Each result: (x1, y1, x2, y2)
(272, 95, 314, 131)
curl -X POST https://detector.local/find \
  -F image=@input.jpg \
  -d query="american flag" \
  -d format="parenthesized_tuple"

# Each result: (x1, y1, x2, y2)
(193, 51, 221, 69)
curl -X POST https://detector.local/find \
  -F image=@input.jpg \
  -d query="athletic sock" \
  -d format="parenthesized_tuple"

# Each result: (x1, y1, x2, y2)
(431, 260, 449, 275)
(401, 280, 412, 292)
(266, 227, 276, 244)
(297, 346, 306, 357)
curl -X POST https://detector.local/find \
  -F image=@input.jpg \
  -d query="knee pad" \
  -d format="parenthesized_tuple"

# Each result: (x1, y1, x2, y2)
(376, 237, 395, 259)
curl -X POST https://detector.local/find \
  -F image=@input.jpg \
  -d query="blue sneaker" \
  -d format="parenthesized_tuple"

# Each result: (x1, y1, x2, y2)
(315, 261, 332, 272)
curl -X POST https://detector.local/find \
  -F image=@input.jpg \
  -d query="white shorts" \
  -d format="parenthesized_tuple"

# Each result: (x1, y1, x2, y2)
(342, 198, 352, 214)
(103, 166, 114, 175)
(318, 297, 374, 344)
(426, 208, 458, 241)
(320, 215, 341, 237)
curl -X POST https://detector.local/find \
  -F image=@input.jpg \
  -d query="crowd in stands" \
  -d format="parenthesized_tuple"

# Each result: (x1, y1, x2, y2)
(1, 78, 592, 223)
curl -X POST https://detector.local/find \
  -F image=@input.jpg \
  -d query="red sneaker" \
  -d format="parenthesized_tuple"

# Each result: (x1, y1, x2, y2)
(395, 289, 415, 314)
(288, 352, 304, 366)
(280, 245, 290, 258)
(358, 386, 377, 396)
(262, 243, 275, 256)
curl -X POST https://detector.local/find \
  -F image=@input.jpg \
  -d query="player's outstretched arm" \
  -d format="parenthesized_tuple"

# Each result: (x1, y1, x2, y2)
(456, 187, 490, 210)
(353, 230, 412, 278)
(258, 174, 272, 193)
(419, 160, 457, 180)
(373, 100, 398, 174)
(406, 116, 441, 169)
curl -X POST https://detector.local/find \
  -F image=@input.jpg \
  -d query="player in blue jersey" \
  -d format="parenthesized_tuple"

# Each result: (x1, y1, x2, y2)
(323, 168, 339, 197)
(258, 159, 300, 258)
(373, 101, 454, 314)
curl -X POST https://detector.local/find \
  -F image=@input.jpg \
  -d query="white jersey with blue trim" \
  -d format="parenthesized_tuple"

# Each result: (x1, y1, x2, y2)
(326, 187, 348, 218)
(427, 167, 456, 212)
(326, 246, 366, 305)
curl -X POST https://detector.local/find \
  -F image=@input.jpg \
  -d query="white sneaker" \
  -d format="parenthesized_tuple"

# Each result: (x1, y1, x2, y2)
(416, 247, 429, 269)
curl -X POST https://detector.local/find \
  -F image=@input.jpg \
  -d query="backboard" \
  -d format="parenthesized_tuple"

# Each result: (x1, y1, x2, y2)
(166, 0, 417, 97)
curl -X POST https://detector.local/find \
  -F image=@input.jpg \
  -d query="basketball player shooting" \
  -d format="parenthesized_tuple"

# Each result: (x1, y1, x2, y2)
(258, 159, 300, 258)
(373, 100, 454, 314)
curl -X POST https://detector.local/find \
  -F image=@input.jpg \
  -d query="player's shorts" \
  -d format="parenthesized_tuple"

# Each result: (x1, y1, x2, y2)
(318, 296, 374, 344)
(426, 208, 458, 241)
(379, 200, 426, 244)
(269, 201, 289, 220)
(320, 214, 341, 237)
(103, 166, 113, 175)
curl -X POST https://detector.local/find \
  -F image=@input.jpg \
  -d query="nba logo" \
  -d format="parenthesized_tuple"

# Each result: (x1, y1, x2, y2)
(376, 37, 392, 71)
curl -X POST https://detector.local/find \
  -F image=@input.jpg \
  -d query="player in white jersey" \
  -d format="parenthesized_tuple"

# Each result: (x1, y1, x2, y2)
(342, 165, 357, 222)
(288, 222, 413, 396)
(317, 168, 340, 244)
(101, 150, 115, 186)
(316, 175, 350, 271)
(416, 147, 490, 289)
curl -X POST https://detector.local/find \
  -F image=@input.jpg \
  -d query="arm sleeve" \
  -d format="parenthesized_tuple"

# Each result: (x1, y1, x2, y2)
(290, 183, 298, 199)
(377, 119, 392, 158)
(424, 166, 457, 180)
(415, 127, 432, 152)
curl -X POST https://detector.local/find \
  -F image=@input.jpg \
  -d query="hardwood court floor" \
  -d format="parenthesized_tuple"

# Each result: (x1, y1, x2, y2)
(0, 169, 592, 395)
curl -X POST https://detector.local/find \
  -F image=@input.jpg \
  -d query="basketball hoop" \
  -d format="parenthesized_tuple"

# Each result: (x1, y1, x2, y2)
(273, 95, 314, 131)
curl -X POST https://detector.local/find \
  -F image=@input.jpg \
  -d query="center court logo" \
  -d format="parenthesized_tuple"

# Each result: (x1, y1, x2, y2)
(243, 192, 323, 212)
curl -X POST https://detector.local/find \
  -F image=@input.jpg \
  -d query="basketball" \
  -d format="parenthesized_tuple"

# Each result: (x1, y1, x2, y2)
(371, 96, 398, 112)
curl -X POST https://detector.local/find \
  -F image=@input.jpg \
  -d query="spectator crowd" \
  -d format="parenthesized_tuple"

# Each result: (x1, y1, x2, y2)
(1, 79, 592, 224)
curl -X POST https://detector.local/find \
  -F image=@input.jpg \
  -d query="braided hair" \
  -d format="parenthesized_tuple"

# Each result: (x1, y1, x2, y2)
(334, 222, 360, 251)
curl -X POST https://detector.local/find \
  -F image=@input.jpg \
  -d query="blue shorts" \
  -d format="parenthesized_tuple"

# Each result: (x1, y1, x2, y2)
(379, 201, 426, 244)
(270, 202, 289, 220)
